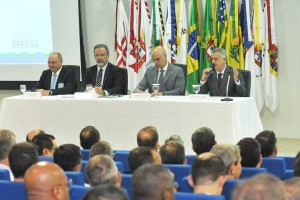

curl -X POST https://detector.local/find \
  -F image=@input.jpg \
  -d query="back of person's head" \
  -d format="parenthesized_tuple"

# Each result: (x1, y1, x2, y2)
(192, 127, 216, 155)
(284, 177, 300, 200)
(90, 141, 113, 158)
(232, 173, 287, 200)
(137, 126, 159, 149)
(9, 142, 38, 179)
(26, 129, 46, 142)
(54, 144, 82, 171)
(85, 155, 119, 187)
(128, 147, 156, 172)
(82, 184, 129, 200)
(32, 133, 56, 156)
(0, 129, 16, 160)
(294, 151, 300, 177)
(160, 141, 185, 164)
(131, 164, 175, 200)
(164, 135, 184, 146)
(80, 126, 100, 149)
(255, 130, 277, 157)
(237, 137, 262, 167)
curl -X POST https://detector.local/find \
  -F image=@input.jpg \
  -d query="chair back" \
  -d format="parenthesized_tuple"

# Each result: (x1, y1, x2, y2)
(278, 156, 295, 170)
(81, 160, 89, 183)
(119, 67, 128, 95)
(0, 169, 11, 181)
(238, 69, 251, 97)
(175, 192, 225, 200)
(180, 176, 193, 193)
(114, 151, 131, 173)
(0, 180, 27, 200)
(63, 65, 81, 92)
(80, 149, 90, 161)
(70, 185, 91, 200)
(115, 161, 124, 173)
(261, 157, 286, 179)
(38, 156, 54, 162)
(173, 64, 187, 94)
(284, 169, 294, 180)
(121, 174, 133, 200)
(65, 171, 85, 186)
(185, 155, 196, 165)
(221, 179, 240, 200)
(240, 167, 267, 179)
(163, 164, 191, 189)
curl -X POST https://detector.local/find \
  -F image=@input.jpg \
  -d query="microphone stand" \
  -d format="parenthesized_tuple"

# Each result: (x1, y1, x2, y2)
(221, 68, 233, 101)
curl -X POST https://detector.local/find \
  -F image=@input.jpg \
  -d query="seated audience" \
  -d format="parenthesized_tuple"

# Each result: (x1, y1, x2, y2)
(160, 141, 186, 165)
(284, 177, 300, 200)
(237, 137, 262, 168)
(188, 152, 227, 195)
(80, 126, 101, 149)
(210, 144, 242, 179)
(82, 184, 129, 200)
(85, 155, 122, 187)
(131, 164, 176, 200)
(24, 162, 70, 200)
(90, 141, 113, 159)
(54, 144, 82, 171)
(255, 130, 278, 158)
(26, 129, 46, 142)
(137, 126, 160, 151)
(191, 127, 216, 155)
(32, 133, 57, 156)
(8, 142, 39, 182)
(128, 146, 161, 172)
(232, 174, 287, 200)
(0, 129, 16, 181)
(164, 135, 184, 146)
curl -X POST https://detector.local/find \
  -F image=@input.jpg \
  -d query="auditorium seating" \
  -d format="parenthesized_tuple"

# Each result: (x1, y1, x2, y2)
(70, 185, 91, 200)
(163, 164, 191, 189)
(175, 192, 225, 200)
(121, 174, 133, 200)
(80, 149, 90, 161)
(0, 180, 26, 200)
(180, 176, 193, 193)
(240, 167, 267, 179)
(81, 160, 89, 183)
(0, 169, 10, 181)
(38, 156, 54, 162)
(65, 171, 85, 186)
(261, 157, 286, 179)
(113, 151, 131, 173)
(221, 179, 240, 200)
(284, 169, 294, 180)
(278, 156, 294, 170)
(115, 161, 124, 173)
(185, 155, 196, 165)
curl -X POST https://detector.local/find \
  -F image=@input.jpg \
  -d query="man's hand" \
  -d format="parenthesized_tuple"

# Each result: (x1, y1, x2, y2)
(201, 67, 213, 81)
(151, 92, 163, 97)
(95, 87, 105, 96)
(232, 67, 239, 81)
(36, 89, 50, 96)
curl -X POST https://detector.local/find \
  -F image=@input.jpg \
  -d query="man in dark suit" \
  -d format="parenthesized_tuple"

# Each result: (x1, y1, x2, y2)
(81, 44, 124, 96)
(200, 48, 246, 97)
(32, 52, 76, 96)
(135, 46, 185, 96)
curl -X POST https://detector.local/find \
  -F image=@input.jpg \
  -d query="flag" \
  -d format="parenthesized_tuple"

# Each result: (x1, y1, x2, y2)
(175, 0, 188, 64)
(115, 0, 128, 68)
(226, 0, 245, 70)
(263, 0, 279, 112)
(186, 0, 200, 94)
(216, 0, 227, 49)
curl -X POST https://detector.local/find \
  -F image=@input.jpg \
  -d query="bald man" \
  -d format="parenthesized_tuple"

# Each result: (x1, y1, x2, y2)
(26, 129, 46, 142)
(135, 46, 185, 96)
(24, 162, 70, 200)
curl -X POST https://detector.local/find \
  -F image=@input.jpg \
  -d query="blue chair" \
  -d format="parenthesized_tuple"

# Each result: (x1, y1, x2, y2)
(114, 151, 130, 173)
(115, 161, 124, 173)
(121, 174, 133, 200)
(175, 192, 225, 200)
(278, 156, 294, 170)
(240, 167, 267, 179)
(0, 169, 11, 181)
(284, 169, 294, 180)
(221, 179, 240, 200)
(164, 164, 191, 189)
(65, 171, 85, 186)
(80, 149, 90, 161)
(81, 160, 89, 183)
(0, 180, 27, 200)
(185, 155, 196, 165)
(69, 185, 91, 200)
(38, 156, 54, 162)
(261, 157, 286, 179)
(180, 176, 193, 193)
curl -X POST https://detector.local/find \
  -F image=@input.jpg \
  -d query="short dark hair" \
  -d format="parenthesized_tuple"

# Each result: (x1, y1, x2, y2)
(294, 151, 300, 177)
(137, 126, 158, 148)
(160, 141, 185, 164)
(128, 147, 155, 172)
(9, 142, 38, 178)
(54, 144, 82, 171)
(32, 133, 55, 156)
(80, 126, 100, 149)
(192, 127, 215, 155)
(237, 138, 261, 167)
(94, 44, 109, 55)
(90, 141, 113, 158)
(82, 184, 129, 200)
(255, 130, 277, 157)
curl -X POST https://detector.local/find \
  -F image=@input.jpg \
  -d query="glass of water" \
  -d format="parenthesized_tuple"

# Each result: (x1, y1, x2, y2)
(20, 85, 26, 94)
(86, 84, 93, 93)
(152, 84, 160, 93)
(192, 85, 201, 94)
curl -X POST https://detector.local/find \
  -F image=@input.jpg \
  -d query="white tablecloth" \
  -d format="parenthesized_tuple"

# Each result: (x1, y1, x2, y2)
(0, 95, 263, 154)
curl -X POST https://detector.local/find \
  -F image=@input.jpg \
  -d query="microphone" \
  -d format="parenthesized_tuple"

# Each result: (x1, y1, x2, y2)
(221, 67, 233, 101)
(206, 64, 215, 79)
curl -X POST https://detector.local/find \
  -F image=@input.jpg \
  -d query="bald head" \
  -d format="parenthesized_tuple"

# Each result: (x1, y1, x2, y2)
(26, 129, 45, 142)
(152, 46, 168, 69)
(25, 162, 69, 200)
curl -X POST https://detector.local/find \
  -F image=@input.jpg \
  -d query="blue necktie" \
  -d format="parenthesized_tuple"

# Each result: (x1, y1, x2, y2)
(50, 73, 57, 90)
(158, 69, 164, 92)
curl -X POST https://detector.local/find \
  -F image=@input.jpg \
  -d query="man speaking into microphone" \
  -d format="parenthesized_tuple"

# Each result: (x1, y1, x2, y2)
(199, 48, 246, 97)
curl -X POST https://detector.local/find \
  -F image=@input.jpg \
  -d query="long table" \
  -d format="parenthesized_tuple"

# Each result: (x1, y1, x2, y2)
(0, 95, 263, 154)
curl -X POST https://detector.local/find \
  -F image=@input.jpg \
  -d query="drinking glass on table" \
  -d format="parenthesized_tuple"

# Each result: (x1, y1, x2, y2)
(86, 84, 93, 93)
(192, 85, 201, 94)
(20, 85, 26, 94)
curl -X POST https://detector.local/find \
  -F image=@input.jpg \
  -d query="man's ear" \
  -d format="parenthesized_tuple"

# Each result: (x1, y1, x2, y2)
(116, 172, 122, 187)
(42, 148, 50, 156)
(187, 175, 194, 188)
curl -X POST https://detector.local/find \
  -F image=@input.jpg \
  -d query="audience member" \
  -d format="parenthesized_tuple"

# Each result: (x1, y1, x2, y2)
(210, 144, 242, 179)
(85, 155, 122, 187)
(131, 164, 176, 200)
(191, 127, 216, 155)
(54, 144, 82, 171)
(135, 46, 185, 96)
(232, 173, 287, 200)
(164, 135, 184, 146)
(293, 151, 300, 176)
(284, 177, 300, 200)
(32, 52, 76, 96)
(255, 130, 278, 157)
(188, 152, 227, 195)
(26, 129, 46, 142)
(0, 129, 16, 180)
(32, 133, 57, 156)
(80, 126, 101, 149)
(24, 161, 70, 200)
(128, 146, 161, 172)
(81, 44, 124, 95)
(82, 184, 129, 200)
(90, 141, 113, 158)
(160, 141, 186, 164)
(8, 142, 38, 182)
(237, 137, 262, 168)
(137, 126, 160, 151)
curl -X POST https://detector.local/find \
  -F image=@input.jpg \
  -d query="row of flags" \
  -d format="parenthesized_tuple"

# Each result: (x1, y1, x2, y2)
(115, 0, 278, 113)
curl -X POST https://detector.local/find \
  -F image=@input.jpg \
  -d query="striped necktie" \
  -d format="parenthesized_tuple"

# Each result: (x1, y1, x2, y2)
(96, 69, 103, 87)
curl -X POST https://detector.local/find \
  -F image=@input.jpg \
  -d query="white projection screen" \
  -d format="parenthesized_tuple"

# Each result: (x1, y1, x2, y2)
(0, 0, 81, 81)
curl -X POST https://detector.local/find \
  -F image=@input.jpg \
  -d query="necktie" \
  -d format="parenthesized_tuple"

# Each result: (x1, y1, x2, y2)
(50, 73, 57, 90)
(217, 73, 222, 88)
(158, 69, 164, 92)
(96, 68, 103, 87)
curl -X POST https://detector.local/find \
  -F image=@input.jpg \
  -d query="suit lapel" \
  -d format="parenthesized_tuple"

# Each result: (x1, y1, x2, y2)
(153, 67, 158, 84)
(220, 66, 230, 94)
(102, 63, 111, 87)
(56, 67, 64, 86)
(163, 64, 172, 84)
(46, 70, 52, 89)
(92, 66, 98, 85)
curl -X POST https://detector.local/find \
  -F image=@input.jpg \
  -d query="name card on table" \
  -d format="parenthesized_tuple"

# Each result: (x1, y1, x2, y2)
(23, 92, 42, 98)
(131, 93, 151, 99)
(188, 94, 209, 100)
(74, 92, 98, 99)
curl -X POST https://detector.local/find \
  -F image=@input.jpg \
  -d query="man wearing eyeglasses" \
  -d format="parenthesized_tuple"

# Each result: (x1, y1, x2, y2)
(32, 52, 76, 96)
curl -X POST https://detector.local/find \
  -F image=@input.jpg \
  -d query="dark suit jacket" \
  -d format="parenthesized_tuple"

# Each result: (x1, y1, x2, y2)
(199, 66, 247, 97)
(32, 67, 76, 95)
(81, 63, 124, 95)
